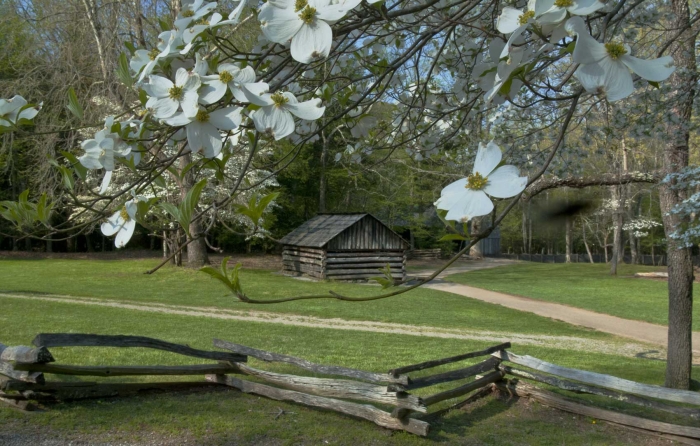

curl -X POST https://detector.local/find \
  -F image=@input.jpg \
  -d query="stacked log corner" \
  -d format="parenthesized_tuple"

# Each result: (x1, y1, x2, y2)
(282, 246, 407, 281)
(282, 246, 327, 278)
(324, 250, 406, 281)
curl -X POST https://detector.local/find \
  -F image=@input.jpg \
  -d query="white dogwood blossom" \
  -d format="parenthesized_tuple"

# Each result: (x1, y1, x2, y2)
(258, 0, 347, 63)
(246, 90, 325, 140)
(0, 95, 40, 128)
(567, 17, 675, 101)
(435, 142, 528, 222)
(101, 198, 139, 248)
(78, 126, 132, 194)
(163, 106, 243, 158)
(200, 63, 267, 104)
(144, 68, 201, 118)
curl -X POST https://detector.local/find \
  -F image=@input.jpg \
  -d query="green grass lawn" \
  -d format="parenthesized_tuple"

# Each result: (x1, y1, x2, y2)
(0, 294, 694, 445)
(0, 258, 613, 338)
(447, 262, 700, 330)
(1, 258, 699, 444)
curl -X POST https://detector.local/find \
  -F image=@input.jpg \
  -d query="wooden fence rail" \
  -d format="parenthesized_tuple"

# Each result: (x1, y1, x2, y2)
(4, 334, 700, 441)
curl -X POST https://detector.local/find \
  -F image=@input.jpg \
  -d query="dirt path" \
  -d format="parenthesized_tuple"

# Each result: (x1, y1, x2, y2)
(426, 281, 700, 355)
(0, 291, 662, 360)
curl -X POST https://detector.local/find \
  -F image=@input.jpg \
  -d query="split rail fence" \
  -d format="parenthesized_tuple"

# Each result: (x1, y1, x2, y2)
(2, 334, 700, 442)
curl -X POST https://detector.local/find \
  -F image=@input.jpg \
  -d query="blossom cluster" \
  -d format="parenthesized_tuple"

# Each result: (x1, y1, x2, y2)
(0, 95, 41, 131)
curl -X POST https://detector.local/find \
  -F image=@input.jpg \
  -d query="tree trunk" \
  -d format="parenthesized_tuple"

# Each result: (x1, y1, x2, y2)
(582, 220, 594, 264)
(179, 154, 209, 268)
(660, 0, 697, 389)
(522, 201, 528, 254)
(319, 133, 328, 213)
(565, 216, 572, 263)
(163, 231, 168, 258)
(610, 185, 624, 275)
(470, 218, 483, 258)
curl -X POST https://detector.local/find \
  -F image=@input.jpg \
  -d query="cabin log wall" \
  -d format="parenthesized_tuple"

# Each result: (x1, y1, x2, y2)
(281, 214, 409, 281)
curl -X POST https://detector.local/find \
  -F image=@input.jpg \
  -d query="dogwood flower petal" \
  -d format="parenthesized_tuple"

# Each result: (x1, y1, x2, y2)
(99, 170, 113, 195)
(473, 141, 502, 176)
(444, 189, 494, 221)
(259, 6, 304, 43)
(621, 54, 675, 82)
(497, 7, 523, 34)
(285, 98, 325, 120)
(290, 20, 333, 63)
(187, 121, 222, 158)
(252, 106, 296, 140)
(483, 165, 527, 198)
(208, 107, 242, 130)
(115, 220, 136, 248)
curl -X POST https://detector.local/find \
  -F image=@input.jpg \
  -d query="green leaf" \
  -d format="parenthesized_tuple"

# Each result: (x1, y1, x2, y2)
(66, 87, 83, 120)
(61, 151, 87, 181)
(439, 234, 467, 241)
(139, 89, 148, 106)
(124, 41, 136, 54)
(200, 266, 231, 286)
(158, 19, 171, 31)
(153, 175, 167, 188)
(57, 166, 75, 190)
(178, 179, 207, 235)
(116, 52, 134, 87)
(159, 202, 180, 221)
(564, 41, 576, 54)
(648, 80, 660, 89)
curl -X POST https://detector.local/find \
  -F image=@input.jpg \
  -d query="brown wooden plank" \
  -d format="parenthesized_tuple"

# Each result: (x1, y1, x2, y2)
(422, 370, 505, 406)
(494, 351, 700, 406)
(325, 257, 404, 264)
(495, 380, 700, 440)
(326, 251, 404, 258)
(390, 343, 510, 377)
(220, 363, 426, 412)
(20, 381, 220, 401)
(13, 363, 239, 377)
(0, 345, 55, 364)
(208, 374, 430, 436)
(501, 365, 700, 419)
(406, 357, 501, 390)
(212, 339, 408, 385)
(31, 334, 247, 363)
(328, 274, 403, 280)
(326, 268, 402, 275)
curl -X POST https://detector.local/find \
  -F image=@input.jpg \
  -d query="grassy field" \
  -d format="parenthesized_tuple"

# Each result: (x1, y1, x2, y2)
(0, 257, 697, 444)
(0, 257, 614, 338)
(447, 262, 700, 329)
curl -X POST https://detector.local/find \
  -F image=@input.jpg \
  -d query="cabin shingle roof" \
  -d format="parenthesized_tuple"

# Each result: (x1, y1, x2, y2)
(279, 213, 368, 248)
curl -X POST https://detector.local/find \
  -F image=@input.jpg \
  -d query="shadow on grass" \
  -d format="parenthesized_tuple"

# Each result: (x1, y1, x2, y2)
(426, 394, 517, 442)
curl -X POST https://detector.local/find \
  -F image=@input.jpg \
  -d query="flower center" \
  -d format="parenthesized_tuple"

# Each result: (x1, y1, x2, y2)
(195, 109, 210, 122)
(466, 172, 488, 190)
(298, 6, 317, 24)
(271, 92, 289, 107)
(219, 70, 233, 84)
(518, 10, 535, 25)
(182, 10, 195, 18)
(169, 86, 184, 100)
(295, 0, 308, 11)
(148, 48, 160, 60)
(554, 0, 573, 7)
(605, 42, 627, 60)
(119, 206, 131, 222)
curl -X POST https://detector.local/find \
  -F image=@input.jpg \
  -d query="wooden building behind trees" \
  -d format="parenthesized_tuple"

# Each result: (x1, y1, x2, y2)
(280, 213, 409, 281)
